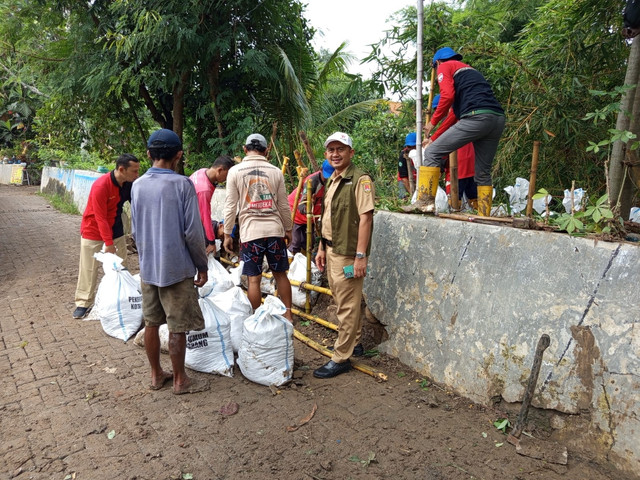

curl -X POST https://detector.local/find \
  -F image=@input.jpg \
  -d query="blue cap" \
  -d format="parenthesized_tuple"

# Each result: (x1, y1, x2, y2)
(147, 129, 182, 149)
(321, 159, 335, 179)
(432, 47, 462, 68)
(404, 132, 417, 147)
(432, 94, 441, 109)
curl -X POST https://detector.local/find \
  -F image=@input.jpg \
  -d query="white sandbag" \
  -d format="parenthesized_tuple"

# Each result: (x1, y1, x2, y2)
(184, 297, 234, 377)
(210, 286, 253, 353)
(133, 325, 170, 353)
(228, 261, 244, 286)
(93, 252, 143, 341)
(237, 295, 294, 386)
(198, 254, 234, 297)
(504, 177, 529, 214)
(288, 253, 321, 308)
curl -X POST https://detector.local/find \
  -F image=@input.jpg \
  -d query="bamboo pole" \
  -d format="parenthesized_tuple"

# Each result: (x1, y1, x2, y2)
(219, 256, 333, 296)
(305, 178, 313, 313)
(281, 155, 289, 175)
(525, 141, 541, 217)
(449, 150, 460, 210)
(293, 149, 305, 168)
(413, 0, 424, 195)
(291, 167, 308, 223)
(293, 329, 388, 382)
(298, 131, 319, 171)
(265, 121, 278, 160)
(291, 307, 337, 331)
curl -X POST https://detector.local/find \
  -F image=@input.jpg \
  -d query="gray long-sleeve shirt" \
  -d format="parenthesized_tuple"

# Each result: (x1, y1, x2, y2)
(131, 167, 207, 287)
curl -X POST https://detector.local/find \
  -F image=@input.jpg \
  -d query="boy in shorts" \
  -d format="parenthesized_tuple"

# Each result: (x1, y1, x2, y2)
(223, 133, 294, 321)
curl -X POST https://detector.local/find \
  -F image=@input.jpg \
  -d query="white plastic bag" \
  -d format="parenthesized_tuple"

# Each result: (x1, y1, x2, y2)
(198, 254, 234, 297)
(133, 325, 170, 353)
(630, 207, 640, 224)
(533, 194, 552, 215)
(562, 188, 585, 213)
(228, 260, 244, 286)
(288, 253, 321, 308)
(210, 286, 253, 353)
(237, 295, 294, 386)
(93, 252, 143, 342)
(435, 186, 449, 214)
(184, 297, 234, 377)
(503, 177, 529, 214)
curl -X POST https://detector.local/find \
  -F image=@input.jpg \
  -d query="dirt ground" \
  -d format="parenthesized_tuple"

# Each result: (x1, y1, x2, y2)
(0, 185, 629, 480)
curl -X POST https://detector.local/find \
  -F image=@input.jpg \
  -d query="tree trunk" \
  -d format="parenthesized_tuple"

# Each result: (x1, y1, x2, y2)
(172, 70, 190, 174)
(139, 84, 168, 128)
(609, 39, 640, 218)
(206, 54, 227, 146)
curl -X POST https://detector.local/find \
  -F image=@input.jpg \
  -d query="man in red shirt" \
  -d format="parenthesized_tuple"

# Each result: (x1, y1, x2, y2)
(189, 155, 235, 255)
(287, 159, 334, 254)
(421, 47, 505, 216)
(429, 94, 478, 210)
(73, 154, 140, 318)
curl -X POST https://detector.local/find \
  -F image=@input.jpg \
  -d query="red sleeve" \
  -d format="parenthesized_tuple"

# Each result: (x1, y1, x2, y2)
(430, 62, 456, 127)
(196, 188, 215, 242)
(431, 110, 458, 141)
(91, 178, 116, 246)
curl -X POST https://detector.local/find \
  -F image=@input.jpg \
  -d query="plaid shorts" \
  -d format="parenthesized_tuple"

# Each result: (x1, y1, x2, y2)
(241, 237, 289, 276)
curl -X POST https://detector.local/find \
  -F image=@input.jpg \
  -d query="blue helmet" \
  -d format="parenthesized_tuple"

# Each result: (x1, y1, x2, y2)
(404, 132, 417, 147)
(432, 94, 441, 109)
(432, 47, 462, 68)
(321, 159, 335, 179)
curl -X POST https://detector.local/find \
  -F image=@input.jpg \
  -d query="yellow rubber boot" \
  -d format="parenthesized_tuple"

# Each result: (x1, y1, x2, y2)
(477, 186, 493, 216)
(403, 166, 440, 213)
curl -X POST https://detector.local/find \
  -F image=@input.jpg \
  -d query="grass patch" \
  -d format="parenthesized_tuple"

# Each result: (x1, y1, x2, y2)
(39, 192, 80, 215)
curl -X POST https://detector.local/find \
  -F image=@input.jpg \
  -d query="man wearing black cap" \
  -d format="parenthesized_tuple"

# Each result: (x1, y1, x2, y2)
(421, 47, 505, 216)
(223, 133, 294, 321)
(131, 128, 210, 395)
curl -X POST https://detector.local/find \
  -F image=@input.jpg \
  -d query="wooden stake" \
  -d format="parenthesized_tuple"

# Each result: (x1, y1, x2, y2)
(305, 178, 313, 313)
(449, 150, 460, 211)
(291, 167, 308, 223)
(525, 141, 540, 217)
(298, 131, 319, 171)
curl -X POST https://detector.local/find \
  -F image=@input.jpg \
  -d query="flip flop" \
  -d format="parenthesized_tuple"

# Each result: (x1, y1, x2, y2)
(148, 372, 173, 391)
(173, 378, 210, 395)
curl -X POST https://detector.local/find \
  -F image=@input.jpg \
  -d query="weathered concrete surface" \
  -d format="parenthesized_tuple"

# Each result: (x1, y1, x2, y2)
(365, 210, 639, 474)
(41, 166, 100, 213)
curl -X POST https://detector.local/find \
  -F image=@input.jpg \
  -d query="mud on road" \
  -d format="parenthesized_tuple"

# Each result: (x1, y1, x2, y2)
(0, 185, 626, 480)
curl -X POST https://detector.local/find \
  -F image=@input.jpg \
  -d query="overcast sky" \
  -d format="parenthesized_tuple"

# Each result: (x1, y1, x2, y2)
(303, 0, 416, 81)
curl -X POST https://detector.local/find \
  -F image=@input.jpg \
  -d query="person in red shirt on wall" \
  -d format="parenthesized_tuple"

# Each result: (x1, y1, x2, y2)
(287, 159, 335, 254)
(419, 47, 505, 216)
(428, 94, 478, 210)
(73, 154, 140, 319)
(189, 155, 235, 255)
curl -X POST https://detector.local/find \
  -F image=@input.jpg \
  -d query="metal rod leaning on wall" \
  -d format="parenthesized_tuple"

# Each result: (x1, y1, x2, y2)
(293, 329, 388, 382)
(219, 256, 333, 296)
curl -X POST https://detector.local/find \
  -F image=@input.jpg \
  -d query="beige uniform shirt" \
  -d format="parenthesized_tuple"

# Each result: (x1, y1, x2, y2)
(322, 173, 375, 241)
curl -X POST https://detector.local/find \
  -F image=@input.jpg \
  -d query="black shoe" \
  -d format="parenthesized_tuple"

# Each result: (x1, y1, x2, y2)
(313, 360, 352, 379)
(327, 343, 364, 357)
(352, 343, 364, 357)
(73, 306, 91, 319)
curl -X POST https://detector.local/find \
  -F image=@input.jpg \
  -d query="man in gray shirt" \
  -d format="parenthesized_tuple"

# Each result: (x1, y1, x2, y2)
(131, 129, 209, 395)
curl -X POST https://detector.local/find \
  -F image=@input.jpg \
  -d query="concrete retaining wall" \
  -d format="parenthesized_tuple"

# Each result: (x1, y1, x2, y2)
(365, 210, 639, 474)
(41, 166, 100, 213)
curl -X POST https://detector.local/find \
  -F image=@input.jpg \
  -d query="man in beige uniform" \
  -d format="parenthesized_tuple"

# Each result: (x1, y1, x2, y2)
(314, 132, 375, 379)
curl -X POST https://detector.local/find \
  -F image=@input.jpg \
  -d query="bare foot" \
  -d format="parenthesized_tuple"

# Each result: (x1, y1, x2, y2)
(173, 377, 210, 395)
(149, 371, 173, 391)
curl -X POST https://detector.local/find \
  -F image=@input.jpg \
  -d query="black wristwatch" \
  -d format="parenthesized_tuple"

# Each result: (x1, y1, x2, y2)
(355, 252, 366, 259)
